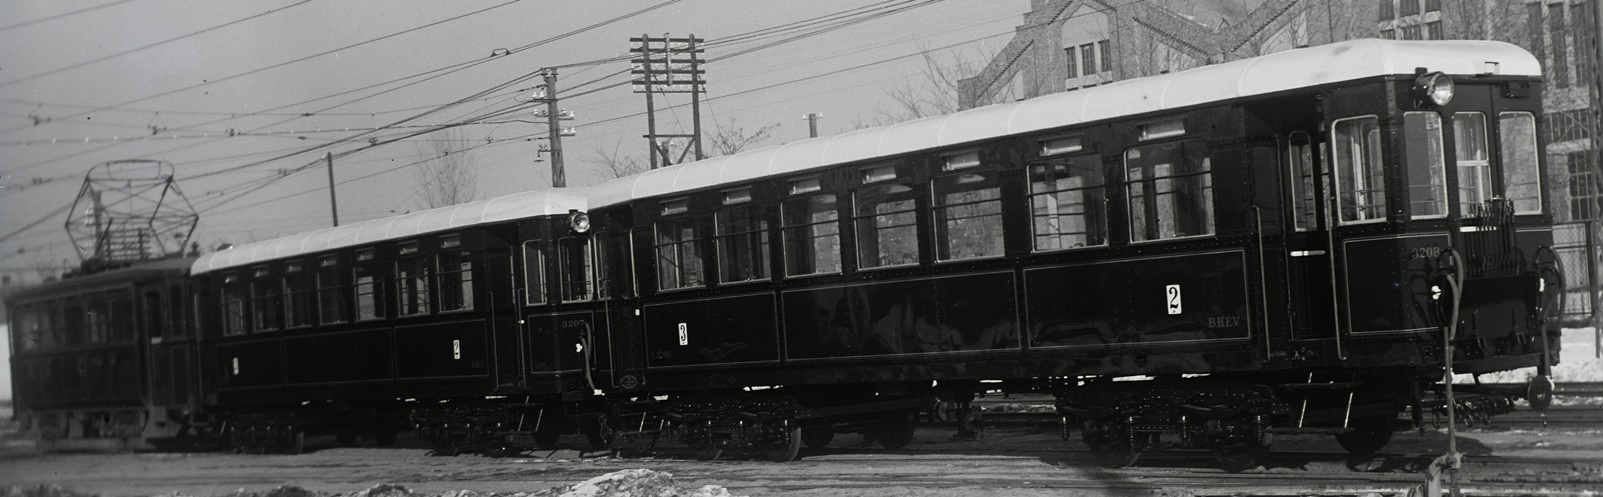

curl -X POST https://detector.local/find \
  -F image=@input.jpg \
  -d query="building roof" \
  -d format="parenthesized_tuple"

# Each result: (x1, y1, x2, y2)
(191, 188, 588, 275)
(590, 39, 1539, 209)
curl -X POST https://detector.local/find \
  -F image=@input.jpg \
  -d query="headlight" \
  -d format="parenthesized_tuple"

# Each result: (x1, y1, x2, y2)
(1413, 71, 1454, 107)
(568, 210, 591, 233)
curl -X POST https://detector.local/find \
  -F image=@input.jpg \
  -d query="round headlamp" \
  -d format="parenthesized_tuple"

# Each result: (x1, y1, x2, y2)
(567, 210, 591, 233)
(1413, 71, 1454, 107)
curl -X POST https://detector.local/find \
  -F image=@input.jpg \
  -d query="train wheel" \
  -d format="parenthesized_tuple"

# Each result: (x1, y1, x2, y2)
(534, 430, 561, 449)
(335, 429, 358, 447)
(584, 415, 615, 450)
(761, 425, 802, 463)
(801, 427, 834, 449)
(1335, 414, 1394, 455)
(1084, 420, 1139, 468)
(688, 439, 721, 461)
(1210, 434, 1268, 473)
(875, 411, 915, 450)
(284, 430, 306, 455)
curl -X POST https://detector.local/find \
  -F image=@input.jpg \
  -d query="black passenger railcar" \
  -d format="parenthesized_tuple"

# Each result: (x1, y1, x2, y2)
(188, 189, 600, 454)
(582, 39, 1561, 468)
(4, 256, 200, 451)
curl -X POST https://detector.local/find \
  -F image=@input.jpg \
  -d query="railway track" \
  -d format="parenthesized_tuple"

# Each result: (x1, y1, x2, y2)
(970, 405, 1603, 430)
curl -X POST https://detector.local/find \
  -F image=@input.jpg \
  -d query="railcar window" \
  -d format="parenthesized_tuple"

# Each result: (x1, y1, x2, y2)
(716, 204, 771, 282)
(1332, 116, 1386, 223)
(1029, 155, 1106, 249)
(1499, 112, 1543, 214)
(438, 251, 475, 311)
(1125, 139, 1215, 241)
(655, 217, 704, 290)
(16, 310, 38, 351)
(222, 274, 247, 335)
(87, 297, 109, 344)
(1404, 112, 1448, 219)
(934, 170, 1004, 260)
(251, 274, 281, 332)
(113, 296, 134, 341)
(354, 264, 385, 321)
(397, 255, 431, 316)
(1287, 132, 1319, 231)
(782, 194, 842, 276)
(854, 183, 920, 268)
(139, 290, 159, 342)
(523, 241, 549, 305)
(284, 265, 315, 327)
(1451, 113, 1491, 217)
(318, 262, 350, 324)
(559, 238, 594, 301)
(62, 301, 84, 345)
(43, 308, 61, 348)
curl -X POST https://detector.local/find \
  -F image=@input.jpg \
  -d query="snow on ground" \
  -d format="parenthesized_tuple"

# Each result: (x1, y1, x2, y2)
(0, 470, 741, 497)
(1471, 327, 1602, 384)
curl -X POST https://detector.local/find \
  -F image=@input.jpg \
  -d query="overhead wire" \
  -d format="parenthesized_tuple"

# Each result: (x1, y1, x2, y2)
(0, 0, 139, 33)
(0, 1, 315, 90)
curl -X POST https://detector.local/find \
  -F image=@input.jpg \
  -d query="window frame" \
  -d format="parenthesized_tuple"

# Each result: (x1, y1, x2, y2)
(852, 172, 921, 270)
(1403, 111, 1449, 220)
(558, 236, 595, 302)
(317, 255, 349, 325)
(283, 262, 316, 329)
(1498, 111, 1544, 215)
(395, 248, 432, 317)
(655, 215, 705, 291)
(1451, 112, 1492, 218)
(715, 199, 772, 285)
(1330, 115, 1389, 225)
(781, 191, 843, 278)
(523, 240, 550, 306)
(249, 266, 281, 333)
(437, 249, 475, 312)
(353, 251, 386, 322)
(1124, 137, 1216, 242)
(932, 161, 1005, 262)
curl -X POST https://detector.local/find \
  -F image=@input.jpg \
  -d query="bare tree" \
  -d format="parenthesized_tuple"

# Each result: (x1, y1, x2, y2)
(589, 139, 647, 181)
(413, 128, 479, 209)
(706, 118, 781, 157)
(879, 45, 998, 124)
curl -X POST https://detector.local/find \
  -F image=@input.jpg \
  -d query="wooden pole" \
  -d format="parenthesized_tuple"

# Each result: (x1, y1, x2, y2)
(325, 152, 339, 227)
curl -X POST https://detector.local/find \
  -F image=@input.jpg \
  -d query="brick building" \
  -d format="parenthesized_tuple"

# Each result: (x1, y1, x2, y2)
(960, 0, 1603, 222)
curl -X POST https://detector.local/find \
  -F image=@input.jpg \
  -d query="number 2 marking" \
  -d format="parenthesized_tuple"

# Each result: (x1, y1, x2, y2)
(1166, 284, 1182, 315)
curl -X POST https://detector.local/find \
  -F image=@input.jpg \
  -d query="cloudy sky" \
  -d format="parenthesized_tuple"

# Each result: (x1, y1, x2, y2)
(0, 0, 1033, 278)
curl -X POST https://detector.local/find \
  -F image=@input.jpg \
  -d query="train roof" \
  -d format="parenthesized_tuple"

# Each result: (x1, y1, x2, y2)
(589, 39, 1539, 209)
(192, 188, 589, 275)
(3, 256, 196, 304)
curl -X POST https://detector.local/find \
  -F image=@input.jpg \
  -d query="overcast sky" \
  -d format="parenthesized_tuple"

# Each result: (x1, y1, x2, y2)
(0, 0, 1030, 277)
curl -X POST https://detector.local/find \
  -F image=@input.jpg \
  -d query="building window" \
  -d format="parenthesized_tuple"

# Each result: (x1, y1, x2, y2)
(284, 264, 315, 328)
(1379, 0, 1395, 20)
(396, 255, 431, 316)
(1399, 0, 1419, 16)
(1425, 21, 1442, 40)
(1126, 139, 1215, 241)
(250, 270, 280, 332)
(438, 251, 474, 311)
(1424, 0, 1439, 12)
(716, 204, 770, 283)
(1080, 44, 1097, 75)
(354, 260, 384, 321)
(854, 182, 920, 268)
(1098, 40, 1111, 73)
(1381, 28, 1396, 40)
(317, 257, 349, 324)
(1529, 3, 1547, 65)
(1575, 3, 1593, 84)
(933, 169, 1003, 261)
(1065, 47, 1078, 79)
(656, 216, 704, 290)
(1568, 151, 1601, 220)
(1551, 3, 1571, 88)
(1401, 24, 1422, 40)
(782, 193, 842, 277)
(1030, 155, 1106, 250)
(559, 238, 593, 301)
(1499, 112, 1543, 214)
(1332, 116, 1387, 223)
(1451, 113, 1492, 217)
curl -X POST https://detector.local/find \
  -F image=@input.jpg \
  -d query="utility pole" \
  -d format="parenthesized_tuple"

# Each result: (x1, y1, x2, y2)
(543, 68, 567, 188)
(632, 34, 706, 169)
(326, 152, 339, 227)
(803, 113, 823, 138)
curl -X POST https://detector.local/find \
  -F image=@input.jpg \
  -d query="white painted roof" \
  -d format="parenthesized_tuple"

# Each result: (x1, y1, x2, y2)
(192, 188, 589, 275)
(590, 39, 1539, 208)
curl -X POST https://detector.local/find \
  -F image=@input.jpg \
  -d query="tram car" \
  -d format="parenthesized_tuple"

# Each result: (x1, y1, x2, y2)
(4, 256, 201, 451)
(579, 39, 1562, 469)
(185, 188, 605, 454)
